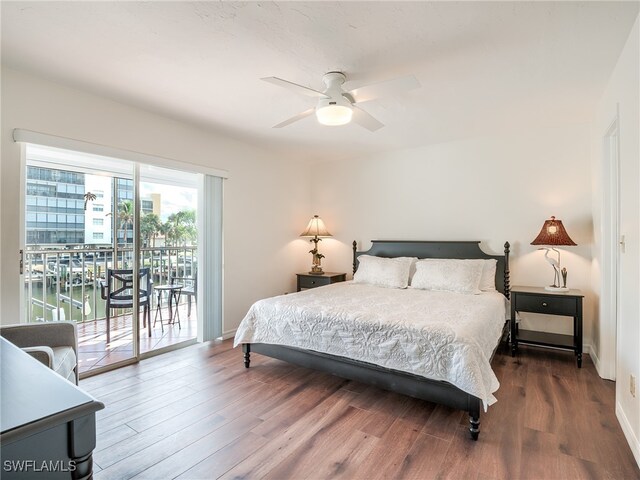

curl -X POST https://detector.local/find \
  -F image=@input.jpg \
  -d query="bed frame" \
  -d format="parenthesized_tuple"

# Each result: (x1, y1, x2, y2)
(241, 240, 510, 440)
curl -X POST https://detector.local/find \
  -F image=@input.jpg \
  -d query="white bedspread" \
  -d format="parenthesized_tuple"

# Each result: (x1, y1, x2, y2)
(234, 282, 507, 409)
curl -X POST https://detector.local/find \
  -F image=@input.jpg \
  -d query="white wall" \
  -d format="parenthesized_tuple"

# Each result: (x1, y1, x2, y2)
(312, 125, 594, 341)
(592, 14, 640, 465)
(0, 67, 311, 334)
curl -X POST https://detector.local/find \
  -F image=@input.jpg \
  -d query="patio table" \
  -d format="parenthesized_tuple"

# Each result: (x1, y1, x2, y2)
(153, 284, 182, 330)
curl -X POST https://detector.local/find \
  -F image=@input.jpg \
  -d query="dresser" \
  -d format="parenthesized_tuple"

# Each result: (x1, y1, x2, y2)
(1, 338, 104, 479)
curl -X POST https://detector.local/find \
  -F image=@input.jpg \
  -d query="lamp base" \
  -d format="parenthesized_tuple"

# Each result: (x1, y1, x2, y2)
(545, 285, 569, 292)
(309, 266, 324, 275)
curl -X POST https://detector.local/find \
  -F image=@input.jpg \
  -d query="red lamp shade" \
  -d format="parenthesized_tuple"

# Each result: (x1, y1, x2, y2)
(530, 216, 577, 246)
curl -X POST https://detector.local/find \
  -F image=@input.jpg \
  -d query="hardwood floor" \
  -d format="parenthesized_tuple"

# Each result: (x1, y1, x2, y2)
(80, 340, 640, 480)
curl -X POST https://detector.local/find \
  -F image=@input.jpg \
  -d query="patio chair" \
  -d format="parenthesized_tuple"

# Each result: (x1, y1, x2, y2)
(0, 321, 79, 384)
(100, 268, 152, 343)
(170, 271, 197, 316)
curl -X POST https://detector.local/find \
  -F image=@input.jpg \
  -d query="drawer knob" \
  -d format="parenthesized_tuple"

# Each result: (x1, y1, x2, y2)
(542, 302, 548, 307)
(311, 281, 316, 284)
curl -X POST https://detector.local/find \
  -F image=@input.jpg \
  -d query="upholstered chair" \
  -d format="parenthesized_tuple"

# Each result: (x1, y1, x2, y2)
(0, 322, 79, 384)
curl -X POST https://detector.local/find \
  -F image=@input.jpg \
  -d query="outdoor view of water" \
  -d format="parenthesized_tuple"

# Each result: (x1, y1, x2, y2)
(24, 282, 107, 323)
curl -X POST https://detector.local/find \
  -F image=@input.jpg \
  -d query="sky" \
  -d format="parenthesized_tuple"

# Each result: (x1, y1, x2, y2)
(140, 182, 197, 221)
(83, 175, 197, 221)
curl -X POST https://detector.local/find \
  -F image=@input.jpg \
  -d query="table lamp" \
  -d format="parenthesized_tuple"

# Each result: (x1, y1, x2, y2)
(531, 216, 577, 291)
(300, 215, 332, 274)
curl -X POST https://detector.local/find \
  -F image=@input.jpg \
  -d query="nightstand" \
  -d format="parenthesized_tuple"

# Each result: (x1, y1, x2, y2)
(510, 286, 584, 367)
(296, 272, 346, 292)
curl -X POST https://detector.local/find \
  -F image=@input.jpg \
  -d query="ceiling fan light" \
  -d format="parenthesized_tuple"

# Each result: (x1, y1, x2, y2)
(316, 104, 353, 126)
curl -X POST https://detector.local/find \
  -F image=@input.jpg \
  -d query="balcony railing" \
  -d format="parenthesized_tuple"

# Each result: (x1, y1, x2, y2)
(23, 245, 197, 323)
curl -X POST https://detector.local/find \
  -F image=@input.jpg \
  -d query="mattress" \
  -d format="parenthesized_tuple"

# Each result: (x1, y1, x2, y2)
(234, 281, 508, 409)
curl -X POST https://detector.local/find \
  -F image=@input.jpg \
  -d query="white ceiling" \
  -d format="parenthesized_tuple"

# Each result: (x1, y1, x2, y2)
(2, 2, 638, 162)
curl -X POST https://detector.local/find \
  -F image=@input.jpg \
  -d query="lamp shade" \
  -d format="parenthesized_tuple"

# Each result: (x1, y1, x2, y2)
(300, 215, 332, 237)
(530, 216, 577, 246)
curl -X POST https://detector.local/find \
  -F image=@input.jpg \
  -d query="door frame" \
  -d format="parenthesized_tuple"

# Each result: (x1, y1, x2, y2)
(18, 142, 27, 324)
(600, 113, 620, 380)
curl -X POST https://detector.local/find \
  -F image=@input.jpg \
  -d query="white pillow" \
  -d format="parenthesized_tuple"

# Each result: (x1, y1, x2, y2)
(408, 258, 497, 291)
(353, 255, 416, 289)
(410, 258, 483, 294)
(478, 259, 497, 291)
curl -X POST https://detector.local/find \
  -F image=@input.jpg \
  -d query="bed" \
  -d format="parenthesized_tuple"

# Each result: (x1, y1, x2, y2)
(235, 240, 511, 440)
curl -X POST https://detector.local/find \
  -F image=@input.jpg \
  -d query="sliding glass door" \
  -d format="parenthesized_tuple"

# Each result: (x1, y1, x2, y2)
(22, 145, 203, 375)
(23, 145, 139, 372)
(138, 165, 199, 355)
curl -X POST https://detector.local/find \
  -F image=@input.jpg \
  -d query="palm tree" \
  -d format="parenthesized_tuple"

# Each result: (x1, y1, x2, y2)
(164, 213, 182, 247)
(175, 210, 196, 246)
(159, 220, 172, 247)
(140, 213, 162, 248)
(83, 192, 97, 210)
(164, 210, 197, 246)
(117, 200, 134, 245)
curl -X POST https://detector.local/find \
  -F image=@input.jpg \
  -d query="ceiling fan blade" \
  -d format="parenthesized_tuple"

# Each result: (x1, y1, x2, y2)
(351, 106, 384, 132)
(348, 75, 420, 104)
(261, 77, 329, 98)
(273, 107, 316, 128)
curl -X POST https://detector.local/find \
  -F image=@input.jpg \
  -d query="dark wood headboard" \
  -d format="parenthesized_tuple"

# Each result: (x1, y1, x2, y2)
(352, 240, 510, 298)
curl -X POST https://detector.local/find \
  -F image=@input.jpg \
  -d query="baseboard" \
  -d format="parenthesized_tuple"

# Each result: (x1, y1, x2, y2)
(584, 342, 617, 380)
(616, 401, 640, 468)
(582, 343, 611, 380)
(587, 343, 603, 376)
(219, 329, 237, 340)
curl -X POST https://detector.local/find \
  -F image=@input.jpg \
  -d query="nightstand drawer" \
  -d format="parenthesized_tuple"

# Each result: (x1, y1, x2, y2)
(298, 276, 330, 289)
(296, 272, 346, 292)
(514, 294, 576, 316)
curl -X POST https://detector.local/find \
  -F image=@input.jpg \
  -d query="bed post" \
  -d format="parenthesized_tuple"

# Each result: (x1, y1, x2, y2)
(469, 415, 480, 441)
(352, 240, 358, 275)
(242, 343, 251, 368)
(469, 398, 481, 440)
(504, 241, 511, 300)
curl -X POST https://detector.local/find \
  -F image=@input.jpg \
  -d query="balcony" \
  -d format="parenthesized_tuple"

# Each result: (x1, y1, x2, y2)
(23, 245, 198, 374)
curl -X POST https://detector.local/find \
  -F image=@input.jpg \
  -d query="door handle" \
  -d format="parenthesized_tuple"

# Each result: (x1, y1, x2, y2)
(19, 249, 24, 275)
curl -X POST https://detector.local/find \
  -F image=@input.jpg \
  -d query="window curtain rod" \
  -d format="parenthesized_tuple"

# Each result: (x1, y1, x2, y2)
(13, 129, 229, 179)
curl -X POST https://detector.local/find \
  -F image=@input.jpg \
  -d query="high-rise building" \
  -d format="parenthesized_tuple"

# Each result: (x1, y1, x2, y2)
(26, 162, 161, 247)
(83, 175, 113, 245)
(25, 166, 85, 245)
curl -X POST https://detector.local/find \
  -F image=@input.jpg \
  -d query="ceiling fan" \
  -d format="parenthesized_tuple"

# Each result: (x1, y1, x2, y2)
(261, 71, 420, 132)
